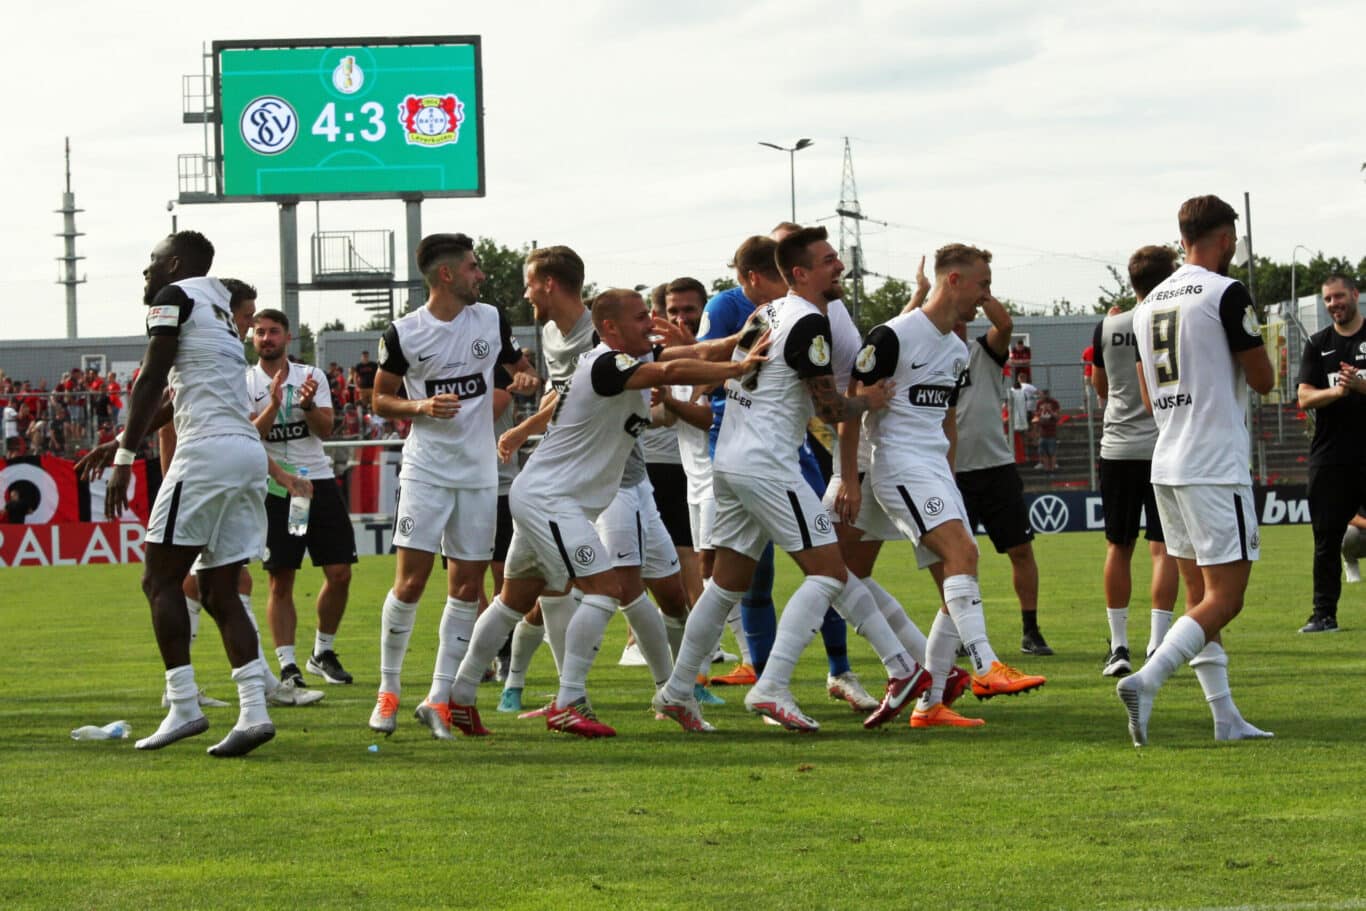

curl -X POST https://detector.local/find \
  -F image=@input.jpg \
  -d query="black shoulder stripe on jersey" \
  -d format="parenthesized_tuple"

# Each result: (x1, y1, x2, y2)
(378, 323, 408, 375)
(977, 333, 1008, 368)
(497, 308, 521, 365)
(1091, 320, 1106, 372)
(853, 325, 899, 384)
(1218, 282, 1263, 353)
(590, 350, 641, 397)
(147, 285, 194, 337)
(784, 312, 835, 379)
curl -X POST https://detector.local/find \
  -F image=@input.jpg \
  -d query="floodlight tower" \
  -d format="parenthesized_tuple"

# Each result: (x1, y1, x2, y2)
(836, 137, 864, 323)
(55, 137, 86, 339)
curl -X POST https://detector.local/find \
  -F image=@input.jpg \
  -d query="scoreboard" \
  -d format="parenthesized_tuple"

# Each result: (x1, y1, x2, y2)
(213, 37, 484, 200)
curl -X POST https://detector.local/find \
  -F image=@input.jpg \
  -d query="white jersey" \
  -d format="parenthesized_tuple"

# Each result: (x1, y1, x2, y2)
(672, 384, 713, 504)
(145, 276, 256, 445)
(540, 308, 648, 487)
(954, 335, 1015, 472)
(639, 423, 681, 465)
(853, 308, 967, 480)
(827, 298, 872, 476)
(1133, 263, 1264, 486)
(714, 292, 832, 479)
(513, 343, 652, 514)
(1095, 309, 1158, 461)
(245, 361, 334, 480)
(377, 302, 520, 489)
(494, 374, 520, 496)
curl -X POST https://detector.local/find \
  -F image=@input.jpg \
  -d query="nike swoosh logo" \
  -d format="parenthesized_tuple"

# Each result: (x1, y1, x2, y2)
(418, 353, 436, 362)
(388, 628, 404, 635)
(911, 361, 928, 369)
(616, 552, 632, 559)
(254, 392, 268, 401)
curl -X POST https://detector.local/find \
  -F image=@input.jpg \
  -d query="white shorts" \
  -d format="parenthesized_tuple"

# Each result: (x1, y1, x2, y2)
(504, 490, 612, 592)
(823, 472, 894, 542)
(711, 469, 836, 561)
(146, 435, 267, 570)
(870, 469, 975, 570)
(688, 497, 716, 552)
(392, 478, 496, 561)
(1153, 483, 1260, 566)
(596, 482, 681, 578)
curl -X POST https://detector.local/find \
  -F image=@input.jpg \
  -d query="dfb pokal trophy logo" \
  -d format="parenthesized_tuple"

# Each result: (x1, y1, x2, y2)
(398, 94, 464, 147)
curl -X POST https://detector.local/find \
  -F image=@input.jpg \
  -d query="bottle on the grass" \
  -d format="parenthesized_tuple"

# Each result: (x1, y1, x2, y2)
(71, 721, 130, 741)
(287, 467, 311, 537)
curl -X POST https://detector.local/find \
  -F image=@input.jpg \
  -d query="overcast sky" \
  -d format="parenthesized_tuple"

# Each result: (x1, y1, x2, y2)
(4, 0, 1364, 342)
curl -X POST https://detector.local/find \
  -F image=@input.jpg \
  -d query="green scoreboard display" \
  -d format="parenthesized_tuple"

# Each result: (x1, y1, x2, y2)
(213, 37, 484, 200)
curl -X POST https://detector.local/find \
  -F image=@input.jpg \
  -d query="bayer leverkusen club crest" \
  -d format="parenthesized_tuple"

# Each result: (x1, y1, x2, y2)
(398, 94, 465, 147)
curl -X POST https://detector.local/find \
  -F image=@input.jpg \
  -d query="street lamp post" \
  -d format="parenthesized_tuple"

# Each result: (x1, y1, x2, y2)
(1289, 243, 1314, 323)
(758, 138, 814, 222)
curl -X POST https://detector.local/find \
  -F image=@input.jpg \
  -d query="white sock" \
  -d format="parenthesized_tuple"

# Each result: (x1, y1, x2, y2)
(539, 592, 577, 676)
(835, 575, 915, 676)
(862, 576, 927, 665)
(1107, 607, 1129, 650)
(665, 581, 743, 701)
(759, 575, 842, 693)
(162, 664, 203, 726)
(379, 590, 418, 696)
(943, 574, 996, 675)
(1188, 641, 1268, 739)
(275, 645, 296, 673)
(232, 658, 271, 729)
(663, 613, 686, 661)
(239, 594, 279, 690)
(557, 594, 617, 706)
(1134, 614, 1205, 690)
(505, 619, 544, 690)
(620, 594, 675, 687)
(725, 604, 752, 664)
(186, 597, 202, 647)
(451, 600, 522, 705)
(916, 611, 961, 710)
(314, 631, 336, 656)
(1147, 608, 1173, 657)
(427, 597, 479, 705)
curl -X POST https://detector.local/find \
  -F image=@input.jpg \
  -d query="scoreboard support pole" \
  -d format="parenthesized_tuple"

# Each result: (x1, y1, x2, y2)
(279, 201, 301, 355)
(404, 198, 423, 313)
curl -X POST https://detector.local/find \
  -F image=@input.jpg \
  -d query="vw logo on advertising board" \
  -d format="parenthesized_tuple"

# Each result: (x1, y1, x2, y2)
(1028, 495, 1069, 534)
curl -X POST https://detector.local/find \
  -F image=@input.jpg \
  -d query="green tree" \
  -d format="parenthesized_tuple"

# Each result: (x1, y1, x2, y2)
(359, 314, 390, 332)
(295, 323, 315, 364)
(319, 318, 347, 333)
(475, 237, 531, 324)
(711, 276, 738, 293)
(855, 277, 914, 334)
(1097, 265, 1137, 313)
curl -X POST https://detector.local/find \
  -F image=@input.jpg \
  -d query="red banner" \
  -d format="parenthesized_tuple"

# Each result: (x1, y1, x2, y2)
(1, 455, 149, 525)
(0, 522, 146, 566)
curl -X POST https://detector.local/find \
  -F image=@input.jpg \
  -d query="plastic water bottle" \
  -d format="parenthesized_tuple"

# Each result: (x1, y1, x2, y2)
(288, 467, 311, 537)
(71, 721, 130, 740)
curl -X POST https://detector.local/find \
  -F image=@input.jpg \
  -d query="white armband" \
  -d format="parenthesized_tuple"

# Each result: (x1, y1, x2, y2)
(113, 448, 136, 467)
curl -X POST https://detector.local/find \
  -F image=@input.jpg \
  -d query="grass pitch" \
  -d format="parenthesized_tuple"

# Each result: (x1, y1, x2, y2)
(2, 525, 1364, 910)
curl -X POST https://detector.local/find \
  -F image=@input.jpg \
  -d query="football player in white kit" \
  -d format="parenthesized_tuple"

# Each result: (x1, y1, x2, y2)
(850, 244, 1046, 728)
(445, 287, 771, 737)
(106, 232, 277, 757)
(367, 233, 536, 739)
(827, 257, 975, 726)
(1091, 246, 1181, 676)
(246, 307, 357, 689)
(1120, 196, 1276, 746)
(655, 226, 931, 733)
